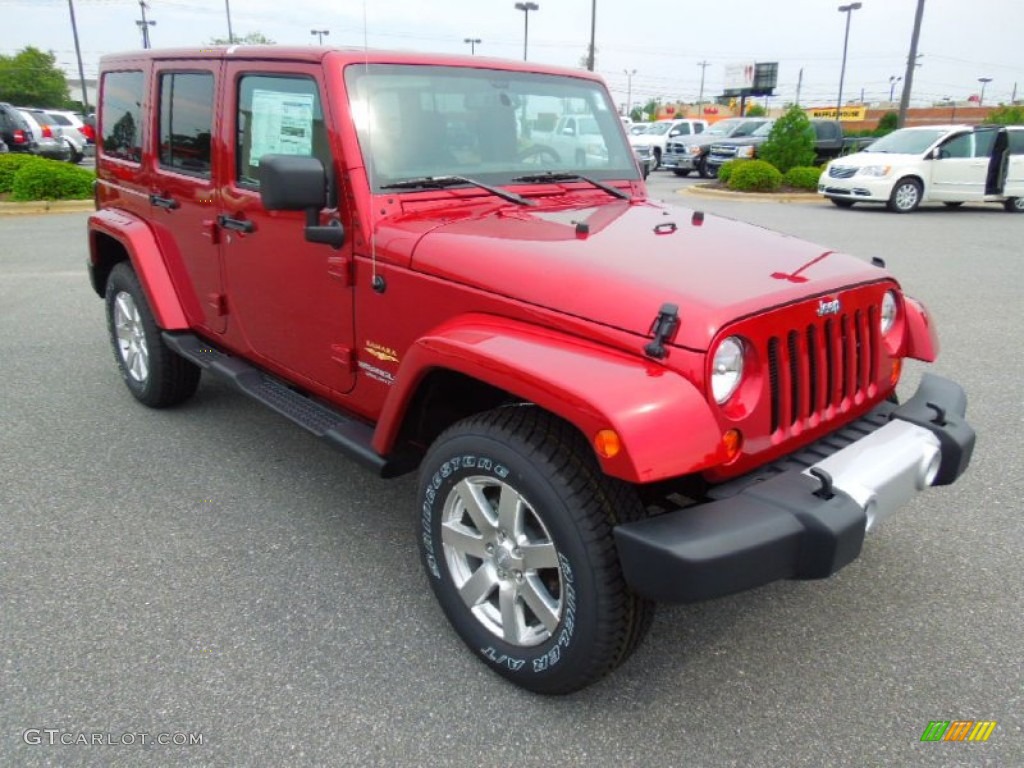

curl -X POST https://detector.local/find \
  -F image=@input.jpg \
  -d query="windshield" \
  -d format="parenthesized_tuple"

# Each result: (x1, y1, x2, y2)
(864, 128, 947, 154)
(647, 122, 674, 135)
(629, 123, 650, 135)
(344, 64, 638, 191)
(750, 121, 775, 137)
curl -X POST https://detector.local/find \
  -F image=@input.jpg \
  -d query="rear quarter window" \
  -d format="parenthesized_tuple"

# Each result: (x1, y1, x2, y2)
(101, 70, 144, 162)
(1008, 130, 1024, 155)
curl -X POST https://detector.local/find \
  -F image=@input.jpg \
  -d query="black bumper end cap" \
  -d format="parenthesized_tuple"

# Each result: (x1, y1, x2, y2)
(614, 472, 865, 604)
(890, 373, 975, 486)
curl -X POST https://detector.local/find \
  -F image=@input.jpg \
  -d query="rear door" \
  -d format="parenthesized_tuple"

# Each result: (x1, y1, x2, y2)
(218, 62, 356, 394)
(148, 63, 225, 332)
(1002, 128, 1024, 197)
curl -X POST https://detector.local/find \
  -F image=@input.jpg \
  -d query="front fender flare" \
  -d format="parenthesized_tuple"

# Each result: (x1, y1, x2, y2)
(903, 295, 938, 362)
(88, 209, 187, 330)
(374, 315, 728, 484)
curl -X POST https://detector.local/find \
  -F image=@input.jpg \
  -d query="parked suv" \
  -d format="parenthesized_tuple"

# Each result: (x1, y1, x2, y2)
(89, 48, 975, 695)
(0, 102, 37, 154)
(820, 125, 1024, 212)
(661, 117, 769, 177)
(38, 108, 95, 163)
(628, 118, 707, 170)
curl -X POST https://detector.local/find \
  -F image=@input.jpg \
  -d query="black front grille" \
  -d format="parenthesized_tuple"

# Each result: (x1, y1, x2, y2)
(765, 308, 878, 434)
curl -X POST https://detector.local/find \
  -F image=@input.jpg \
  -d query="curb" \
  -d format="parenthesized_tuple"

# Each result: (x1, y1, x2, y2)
(680, 183, 828, 204)
(0, 200, 94, 216)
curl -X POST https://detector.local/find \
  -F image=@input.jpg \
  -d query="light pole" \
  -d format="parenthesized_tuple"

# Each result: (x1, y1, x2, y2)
(586, 0, 596, 71)
(889, 75, 901, 102)
(463, 37, 481, 55)
(623, 69, 636, 117)
(311, 29, 329, 45)
(898, 0, 925, 127)
(835, 3, 862, 121)
(977, 77, 992, 107)
(67, 0, 90, 112)
(697, 60, 709, 117)
(224, 0, 234, 43)
(514, 2, 539, 62)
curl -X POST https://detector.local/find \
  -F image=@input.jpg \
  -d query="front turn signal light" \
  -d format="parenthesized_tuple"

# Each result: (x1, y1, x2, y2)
(890, 358, 902, 386)
(722, 429, 743, 461)
(594, 429, 621, 459)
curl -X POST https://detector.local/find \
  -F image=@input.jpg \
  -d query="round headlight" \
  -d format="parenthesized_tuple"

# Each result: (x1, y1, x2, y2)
(711, 336, 744, 404)
(880, 290, 898, 335)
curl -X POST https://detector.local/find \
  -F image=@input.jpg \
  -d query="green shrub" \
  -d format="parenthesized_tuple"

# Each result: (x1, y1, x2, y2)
(759, 105, 815, 174)
(0, 154, 47, 194)
(744, 104, 767, 117)
(10, 160, 95, 201)
(727, 159, 782, 192)
(984, 105, 1024, 126)
(717, 159, 748, 184)
(875, 111, 899, 136)
(783, 166, 822, 191)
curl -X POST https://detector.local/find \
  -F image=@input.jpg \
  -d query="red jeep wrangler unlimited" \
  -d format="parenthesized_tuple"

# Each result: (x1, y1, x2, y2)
(88, 47, 975, 694)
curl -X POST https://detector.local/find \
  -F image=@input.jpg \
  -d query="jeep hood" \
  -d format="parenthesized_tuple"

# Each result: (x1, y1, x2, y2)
(406, 200, 885, 350)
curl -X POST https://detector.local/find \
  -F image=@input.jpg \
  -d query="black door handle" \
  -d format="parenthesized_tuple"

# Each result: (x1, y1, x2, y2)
(149, 194, 179, 210)
(217, 214, 254, 234)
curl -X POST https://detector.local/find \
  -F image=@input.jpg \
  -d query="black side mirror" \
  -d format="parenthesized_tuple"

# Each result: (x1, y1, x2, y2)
(258, 154, 345, 249)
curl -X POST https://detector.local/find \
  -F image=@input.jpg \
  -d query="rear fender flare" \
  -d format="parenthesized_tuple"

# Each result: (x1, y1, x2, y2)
(88, 209, 187, 330)
(374, 315, 727, 483)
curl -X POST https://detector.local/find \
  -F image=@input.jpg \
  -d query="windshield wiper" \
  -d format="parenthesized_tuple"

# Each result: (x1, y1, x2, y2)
(511, 172, 631, 201)
(380, 175, 534, 206)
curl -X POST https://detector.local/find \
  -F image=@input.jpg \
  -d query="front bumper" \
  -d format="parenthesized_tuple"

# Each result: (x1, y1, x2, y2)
(818, 174, 896, 203)
(614, 374, 975, 603)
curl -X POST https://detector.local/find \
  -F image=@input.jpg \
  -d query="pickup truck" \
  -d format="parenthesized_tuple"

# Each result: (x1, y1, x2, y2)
(628, 118, 707, 171)
(88, 46, 975, 695)
(706, 119, 875, 175)
(661, 117, 769, 177)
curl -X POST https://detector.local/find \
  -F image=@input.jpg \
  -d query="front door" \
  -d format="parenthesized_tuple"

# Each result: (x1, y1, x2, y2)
(928, 131, 987, 201)
(218, 63, 356, 395)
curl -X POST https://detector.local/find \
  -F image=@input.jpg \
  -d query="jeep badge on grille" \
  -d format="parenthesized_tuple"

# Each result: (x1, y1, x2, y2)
(817, 298, 841, 316)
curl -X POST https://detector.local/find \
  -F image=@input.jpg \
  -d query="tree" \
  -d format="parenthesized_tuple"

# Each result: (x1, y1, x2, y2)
(745, 104, 767, 117)
(758, 105, 815, 174)
(208, 31, 276, 45)
(984, 105, 1024, 125)
(874, 111, 899, 136)
(0, 47, 69, 108)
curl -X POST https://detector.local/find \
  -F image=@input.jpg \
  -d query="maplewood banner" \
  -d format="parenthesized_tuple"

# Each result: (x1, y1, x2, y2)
(807, 106, 867, 121)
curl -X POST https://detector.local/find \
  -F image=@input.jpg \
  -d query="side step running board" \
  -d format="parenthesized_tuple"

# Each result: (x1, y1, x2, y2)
(163, 332, 416, 478)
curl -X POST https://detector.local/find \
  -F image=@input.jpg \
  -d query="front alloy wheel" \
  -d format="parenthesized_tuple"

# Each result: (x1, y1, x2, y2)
(888, 178, 922, 213)
(418, 407, 653, 694)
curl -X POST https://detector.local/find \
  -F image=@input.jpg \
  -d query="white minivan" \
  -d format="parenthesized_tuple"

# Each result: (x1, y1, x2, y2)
(819, 125, 1024, 213)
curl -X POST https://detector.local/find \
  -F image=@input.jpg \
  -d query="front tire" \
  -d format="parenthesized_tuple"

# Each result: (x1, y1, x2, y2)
(1004, 197, 1024, 213)
(105, 262, 200, 408)
(651, 147, 661, 171)
(417, 407, 653, 694)
(697, 156, 714, 179)
(887, 178, 922, 213)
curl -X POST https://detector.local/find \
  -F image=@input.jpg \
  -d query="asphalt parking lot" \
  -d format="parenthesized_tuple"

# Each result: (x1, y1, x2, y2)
(2, 188, 1021, 767)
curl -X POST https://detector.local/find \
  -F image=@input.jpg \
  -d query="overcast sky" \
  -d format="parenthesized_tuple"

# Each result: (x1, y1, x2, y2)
(1, 0, 1022, 110)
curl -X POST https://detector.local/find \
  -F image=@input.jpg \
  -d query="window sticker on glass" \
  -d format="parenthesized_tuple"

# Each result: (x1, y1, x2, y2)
(249, 89, 314, 165)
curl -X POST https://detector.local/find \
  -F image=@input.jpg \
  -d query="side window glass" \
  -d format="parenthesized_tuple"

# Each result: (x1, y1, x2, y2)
(101, 70, 144, 162)
(972, 131, 996, 158)
(940, 133, 971, 159)
(159, 72, 214, 176)
(694, 123, 704, 133)
(236, 74, 328, 187)
(1008, 131, 1024, 155)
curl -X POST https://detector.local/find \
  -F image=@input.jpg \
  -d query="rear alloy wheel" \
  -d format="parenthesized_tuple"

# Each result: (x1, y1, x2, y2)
(105, 262, 200, 407)
(1004, 197, 1024, 213)
(830, 198, 855, 208)
(418, 407, 653, 694)
(887, 178, 922, 213)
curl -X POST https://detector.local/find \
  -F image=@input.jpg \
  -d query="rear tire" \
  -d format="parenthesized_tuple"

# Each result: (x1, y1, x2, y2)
(1004, 197, 1024, 213)
(105, 262, 200, 408)
(417, 407, 653, 694)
